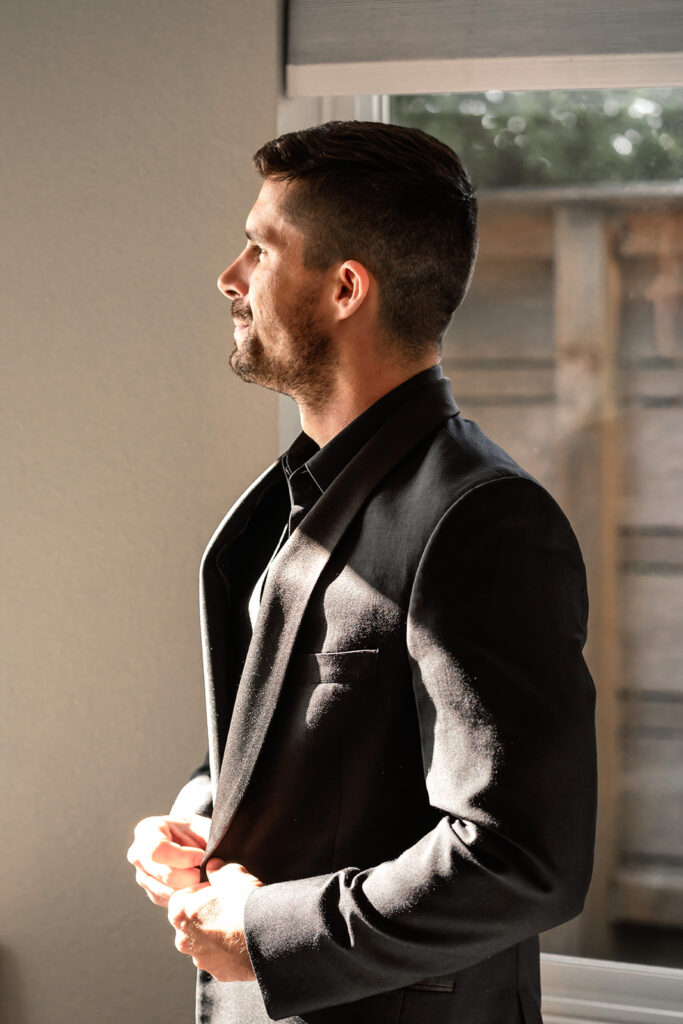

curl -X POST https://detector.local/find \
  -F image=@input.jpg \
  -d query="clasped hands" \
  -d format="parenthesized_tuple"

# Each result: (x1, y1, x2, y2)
(127, 815, 261, 981)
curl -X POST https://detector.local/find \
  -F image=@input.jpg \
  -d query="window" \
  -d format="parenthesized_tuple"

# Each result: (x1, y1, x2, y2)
(277, 78, 683, 1018)
(389, 86, 683, 974)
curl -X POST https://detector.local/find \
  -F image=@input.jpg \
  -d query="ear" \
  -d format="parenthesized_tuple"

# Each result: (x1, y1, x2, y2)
(332, 260, 371, 322)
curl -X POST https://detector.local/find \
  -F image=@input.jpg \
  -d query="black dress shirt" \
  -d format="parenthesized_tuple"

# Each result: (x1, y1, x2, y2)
(281, 363, 444, 535)
(247, 365, 445, 626)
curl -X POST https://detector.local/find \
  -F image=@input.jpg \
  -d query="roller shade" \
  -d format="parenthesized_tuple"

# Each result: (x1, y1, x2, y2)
(285, 0, 683, 97)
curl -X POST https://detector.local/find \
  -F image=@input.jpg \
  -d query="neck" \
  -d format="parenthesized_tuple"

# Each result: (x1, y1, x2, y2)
(297, 355, 440, 448)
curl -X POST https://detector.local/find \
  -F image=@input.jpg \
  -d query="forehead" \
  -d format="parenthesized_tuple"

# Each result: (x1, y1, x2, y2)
(246, 178, 301, 245)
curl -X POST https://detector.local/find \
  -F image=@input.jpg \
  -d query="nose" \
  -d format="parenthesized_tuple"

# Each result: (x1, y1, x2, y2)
(217, 251, 248, 300)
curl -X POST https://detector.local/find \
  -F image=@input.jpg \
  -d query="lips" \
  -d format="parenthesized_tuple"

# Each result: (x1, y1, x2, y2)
(233, 317, 251, 344)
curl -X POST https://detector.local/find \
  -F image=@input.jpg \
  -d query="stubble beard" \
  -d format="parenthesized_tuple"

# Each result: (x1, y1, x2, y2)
(229, 300, 336, 411)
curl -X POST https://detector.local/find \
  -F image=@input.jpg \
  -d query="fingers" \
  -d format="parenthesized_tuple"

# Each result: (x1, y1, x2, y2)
(131, 815, 207, 850)
(149, 840, 206, 869)
(135, 867, 174, 907)
(165, 879, 256, 981)
(169, 816, 211, 848)
(167, 883, 211, 954)
(128, 817, 206, 863)
(205, 858, 227, 876)
(130, 817, 206, 865)
(206, 859, 252, 878)
(168, 881, 210, 918)
(129, 851, 201, 892)
(205, 860, 263, 890)
(156, 864, 203, 889)
(127, 839, 203, 883)
(127, 815, 207, 902)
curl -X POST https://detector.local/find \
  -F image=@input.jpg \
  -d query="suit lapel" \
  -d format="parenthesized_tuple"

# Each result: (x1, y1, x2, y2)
(199, 461, 285, 800)
(206, 379, 459, 855)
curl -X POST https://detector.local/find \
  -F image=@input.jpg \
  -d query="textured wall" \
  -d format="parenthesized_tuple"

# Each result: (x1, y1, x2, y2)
(0, 2, 280, 1022)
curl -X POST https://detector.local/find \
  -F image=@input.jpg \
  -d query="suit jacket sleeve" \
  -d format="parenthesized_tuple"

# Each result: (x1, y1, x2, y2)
(244, 477, 597, 1019)
(170, 753, 213, 819)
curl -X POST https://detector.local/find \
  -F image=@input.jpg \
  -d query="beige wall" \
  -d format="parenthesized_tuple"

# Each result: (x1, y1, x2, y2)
(0, 2, 280, 1021)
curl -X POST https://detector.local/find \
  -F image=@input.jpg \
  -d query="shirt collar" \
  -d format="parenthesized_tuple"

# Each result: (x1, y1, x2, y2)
(281, 363, 444, 496)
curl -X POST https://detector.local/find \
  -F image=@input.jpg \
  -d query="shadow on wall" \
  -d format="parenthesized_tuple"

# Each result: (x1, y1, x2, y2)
(0, 947, 29, 1024)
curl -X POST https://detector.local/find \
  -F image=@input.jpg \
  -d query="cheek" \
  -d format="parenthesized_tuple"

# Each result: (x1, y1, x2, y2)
(248, 275, 270, 321)
(251, 276, 289, 331)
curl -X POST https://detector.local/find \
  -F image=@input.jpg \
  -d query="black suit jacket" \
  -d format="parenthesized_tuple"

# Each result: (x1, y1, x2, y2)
(173, 377, 597, 1023)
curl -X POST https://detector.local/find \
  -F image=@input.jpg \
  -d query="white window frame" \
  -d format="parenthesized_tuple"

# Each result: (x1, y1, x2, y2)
(541, 953, 683, 1022)
(286, 54, 683, 101)
(275, 85, 683, 1021)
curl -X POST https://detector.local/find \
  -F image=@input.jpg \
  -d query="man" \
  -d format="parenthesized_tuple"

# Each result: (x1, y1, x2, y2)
(128, 121, 597, 1024)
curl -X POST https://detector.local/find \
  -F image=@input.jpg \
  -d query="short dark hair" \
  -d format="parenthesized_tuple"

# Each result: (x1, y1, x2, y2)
(253, 120, 478, 357)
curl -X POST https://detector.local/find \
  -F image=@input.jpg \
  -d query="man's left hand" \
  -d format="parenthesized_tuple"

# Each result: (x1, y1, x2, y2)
(167, 858, 262, 981)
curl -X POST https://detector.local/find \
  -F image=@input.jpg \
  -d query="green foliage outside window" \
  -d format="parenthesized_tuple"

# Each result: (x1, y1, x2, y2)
(390, 88, 683, 188)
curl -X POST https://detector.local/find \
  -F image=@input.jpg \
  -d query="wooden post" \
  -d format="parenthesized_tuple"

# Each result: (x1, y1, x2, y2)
(548, 206, 622, 957)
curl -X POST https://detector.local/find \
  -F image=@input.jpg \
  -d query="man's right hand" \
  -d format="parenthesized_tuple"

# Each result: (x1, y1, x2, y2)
(127, 815, 211, 908)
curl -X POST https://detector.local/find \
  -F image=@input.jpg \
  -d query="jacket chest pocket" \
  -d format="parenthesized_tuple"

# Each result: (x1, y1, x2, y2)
(288, 649, 379, 729)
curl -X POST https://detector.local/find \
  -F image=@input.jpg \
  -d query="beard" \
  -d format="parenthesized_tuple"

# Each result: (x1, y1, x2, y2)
(229, 296, 336, 410)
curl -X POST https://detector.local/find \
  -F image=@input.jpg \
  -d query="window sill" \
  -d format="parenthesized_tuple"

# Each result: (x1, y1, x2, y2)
(542, 953, 683, 1022)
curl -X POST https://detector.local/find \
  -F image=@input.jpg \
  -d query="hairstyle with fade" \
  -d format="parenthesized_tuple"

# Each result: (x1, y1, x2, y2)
(253, 120, 478, 358)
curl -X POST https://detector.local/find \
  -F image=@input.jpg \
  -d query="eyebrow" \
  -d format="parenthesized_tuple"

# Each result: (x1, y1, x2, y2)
(245, 227, 273, 245)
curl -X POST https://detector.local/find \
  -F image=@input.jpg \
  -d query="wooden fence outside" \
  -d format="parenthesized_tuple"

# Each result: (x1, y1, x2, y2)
(441, 183, 683, 963)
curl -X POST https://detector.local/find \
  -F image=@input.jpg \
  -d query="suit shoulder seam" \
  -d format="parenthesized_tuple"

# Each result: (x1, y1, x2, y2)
(442, 417, 518, 480)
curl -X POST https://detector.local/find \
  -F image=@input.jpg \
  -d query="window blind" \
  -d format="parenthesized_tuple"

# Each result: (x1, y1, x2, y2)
(285, 0, 683, 97)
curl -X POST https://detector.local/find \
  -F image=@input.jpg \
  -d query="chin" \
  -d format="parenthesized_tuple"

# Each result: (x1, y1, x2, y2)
(230, 344, 269, 387)
(230, 350, 256, 383)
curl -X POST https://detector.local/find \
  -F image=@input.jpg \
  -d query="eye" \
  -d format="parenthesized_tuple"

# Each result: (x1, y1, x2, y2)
(250, 243, 266, 261)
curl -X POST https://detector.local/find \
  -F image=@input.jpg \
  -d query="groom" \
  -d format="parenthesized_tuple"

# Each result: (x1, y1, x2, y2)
(128, 120, 597, 1024)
